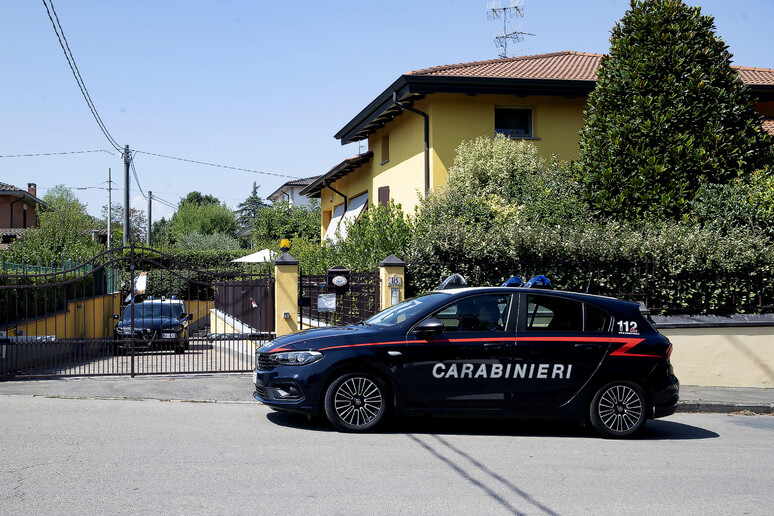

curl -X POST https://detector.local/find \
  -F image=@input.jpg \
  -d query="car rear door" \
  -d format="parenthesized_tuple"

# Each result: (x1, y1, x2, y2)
(512, 293, 611, 409)
(402, 293, 517, 410)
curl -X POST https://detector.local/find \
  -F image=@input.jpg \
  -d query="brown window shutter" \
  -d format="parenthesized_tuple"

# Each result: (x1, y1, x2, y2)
(378, 186, 390, 208)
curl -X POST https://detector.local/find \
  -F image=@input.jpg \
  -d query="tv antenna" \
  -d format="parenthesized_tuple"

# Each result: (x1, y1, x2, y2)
(487, 0, 534, 58)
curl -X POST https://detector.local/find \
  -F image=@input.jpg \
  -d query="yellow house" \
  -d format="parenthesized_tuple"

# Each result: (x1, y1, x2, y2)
(302, 51, 774, 239)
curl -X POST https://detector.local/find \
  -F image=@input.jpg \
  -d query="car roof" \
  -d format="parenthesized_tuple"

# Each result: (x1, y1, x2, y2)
(428, 286, 639, 309)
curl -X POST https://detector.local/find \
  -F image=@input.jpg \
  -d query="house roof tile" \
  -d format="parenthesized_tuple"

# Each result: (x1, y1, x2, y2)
(0, 181, 22, 191)
(763, 117, 774, 136)
(408, 51, 604, 81)
(408, 51, 774, 86)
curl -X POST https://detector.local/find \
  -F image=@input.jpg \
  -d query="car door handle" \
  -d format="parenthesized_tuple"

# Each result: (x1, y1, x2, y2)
(483, 343, 507, 350)
(574, 343, 602, 350)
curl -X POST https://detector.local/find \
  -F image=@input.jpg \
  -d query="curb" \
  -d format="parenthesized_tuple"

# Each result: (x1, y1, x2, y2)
(676, 401, 774, 414)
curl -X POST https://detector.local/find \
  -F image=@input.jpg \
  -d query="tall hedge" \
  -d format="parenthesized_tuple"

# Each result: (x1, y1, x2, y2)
(578, 0, 772, 220)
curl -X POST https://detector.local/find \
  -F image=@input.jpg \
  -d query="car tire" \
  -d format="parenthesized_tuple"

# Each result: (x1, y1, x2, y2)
(113, 343, 124, 356)
(174, 341, 186, 354)
(324, 372, 390, 432)
(589, 381, 648, 438)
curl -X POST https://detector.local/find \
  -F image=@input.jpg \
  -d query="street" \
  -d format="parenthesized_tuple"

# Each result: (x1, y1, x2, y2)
(1, 392, 772, 515)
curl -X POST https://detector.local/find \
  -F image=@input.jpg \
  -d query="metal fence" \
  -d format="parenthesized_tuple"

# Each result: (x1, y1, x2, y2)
(1, 245, 274, 380)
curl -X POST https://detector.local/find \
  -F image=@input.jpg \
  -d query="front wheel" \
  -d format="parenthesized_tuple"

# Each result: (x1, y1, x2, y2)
(324, 373, 390, 432)
(589, 381, 648, 438)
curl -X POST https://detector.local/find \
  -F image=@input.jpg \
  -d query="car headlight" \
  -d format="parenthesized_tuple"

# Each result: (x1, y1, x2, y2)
(273, 350, 323, 366)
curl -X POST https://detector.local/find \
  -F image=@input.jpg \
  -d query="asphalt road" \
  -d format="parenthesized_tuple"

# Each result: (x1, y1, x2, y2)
(1, 393, 772, 515)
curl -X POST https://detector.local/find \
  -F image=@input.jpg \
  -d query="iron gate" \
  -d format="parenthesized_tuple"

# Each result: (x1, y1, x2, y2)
(0, 245, 274, 379)
(299, 270, 380, 328)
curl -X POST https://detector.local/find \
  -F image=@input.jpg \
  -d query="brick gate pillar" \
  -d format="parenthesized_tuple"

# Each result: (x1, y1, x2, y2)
(379, 255, 406, 311)
(274, 251, 299, 337)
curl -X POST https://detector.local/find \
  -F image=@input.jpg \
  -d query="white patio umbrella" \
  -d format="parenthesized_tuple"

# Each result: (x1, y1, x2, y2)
(232, 248, 277, 263)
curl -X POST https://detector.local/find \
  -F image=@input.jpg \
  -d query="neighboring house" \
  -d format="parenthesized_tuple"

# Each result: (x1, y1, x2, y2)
(0, 181, 45, 250)
(267, 176, 320, 207)
(301, 51, 774, 240)
(238, 176, 322, 244)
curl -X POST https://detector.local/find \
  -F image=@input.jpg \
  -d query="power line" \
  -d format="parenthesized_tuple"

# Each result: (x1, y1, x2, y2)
(134, 150, 300, 179)
(130, 156, 146, 199)
(0, 149, 116, 158)
(41, 0, 122, 151)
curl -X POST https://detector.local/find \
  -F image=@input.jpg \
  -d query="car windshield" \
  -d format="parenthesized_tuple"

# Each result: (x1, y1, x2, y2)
(364, 293, 449, 328)
(123, 303, 175, 319)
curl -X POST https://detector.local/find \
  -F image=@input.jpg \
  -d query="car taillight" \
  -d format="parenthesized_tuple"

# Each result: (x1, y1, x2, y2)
(665, 344, 673, 360)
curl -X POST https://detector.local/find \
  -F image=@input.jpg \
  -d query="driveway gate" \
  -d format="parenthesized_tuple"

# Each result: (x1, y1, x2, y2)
(0, 245, 274, 379)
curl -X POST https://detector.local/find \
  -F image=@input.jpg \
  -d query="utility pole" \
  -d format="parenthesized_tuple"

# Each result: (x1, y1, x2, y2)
(123, 145, 131, 246)
(107, 168, 112, 247)
(147, 191, 152, 246)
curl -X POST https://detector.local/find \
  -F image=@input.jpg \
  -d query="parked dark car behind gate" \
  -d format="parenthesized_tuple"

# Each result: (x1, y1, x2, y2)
(113, 299, 189, 355)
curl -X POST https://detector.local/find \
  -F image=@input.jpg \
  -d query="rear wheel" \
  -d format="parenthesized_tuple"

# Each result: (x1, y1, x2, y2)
(589, 381, 647, 438)
(324, 373, 390, 432)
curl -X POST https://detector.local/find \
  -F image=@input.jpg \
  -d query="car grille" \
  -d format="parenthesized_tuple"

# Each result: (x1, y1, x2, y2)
(257, 353, 278, 371)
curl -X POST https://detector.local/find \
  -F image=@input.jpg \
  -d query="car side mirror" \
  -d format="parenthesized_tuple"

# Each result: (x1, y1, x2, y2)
(180, 312, 187, 319)
(412, 317, 445, 335)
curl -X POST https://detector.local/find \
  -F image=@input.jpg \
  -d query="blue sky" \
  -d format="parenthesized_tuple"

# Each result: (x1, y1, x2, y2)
(2, 0, 772, 220)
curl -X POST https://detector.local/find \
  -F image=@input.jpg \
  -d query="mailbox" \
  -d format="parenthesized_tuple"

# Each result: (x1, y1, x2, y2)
(327, 266, 350, 291)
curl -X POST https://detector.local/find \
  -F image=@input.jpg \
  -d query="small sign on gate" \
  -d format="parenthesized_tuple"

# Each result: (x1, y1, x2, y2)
(318, 293, 337, 312)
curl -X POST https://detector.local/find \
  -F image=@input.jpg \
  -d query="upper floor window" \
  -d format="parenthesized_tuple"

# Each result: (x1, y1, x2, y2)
(380, 135, 390, 165)
(495, 107, 533, 138)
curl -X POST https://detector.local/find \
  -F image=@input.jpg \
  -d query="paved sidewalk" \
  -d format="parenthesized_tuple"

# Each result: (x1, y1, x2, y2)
(677, 384, 774, 414)
(0, 374, 772, 414)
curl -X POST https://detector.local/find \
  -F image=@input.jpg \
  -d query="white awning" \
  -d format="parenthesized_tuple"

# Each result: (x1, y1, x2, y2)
(232, 248, 276, 263)
(326, 192, 368, 243)
(324, 203, 347, 242)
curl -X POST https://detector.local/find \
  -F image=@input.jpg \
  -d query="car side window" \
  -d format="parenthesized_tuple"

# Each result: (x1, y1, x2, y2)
(526, 295, 583, 332)
(433, 294, 511, 332)
(584, 303, 612, 332)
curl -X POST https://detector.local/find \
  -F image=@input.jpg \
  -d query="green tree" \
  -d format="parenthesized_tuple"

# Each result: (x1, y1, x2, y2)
(98, 202, 147, 245)
(150, 217, 173, 248)
(4, 185, 102, 265)
(180, 191, 220, 206)
(168, 201, 237, 241)
(334, 201, 412, 271)
(578, 0, 772, 220)
(236, 182, 267, 229)
(251, 199, 320, 247)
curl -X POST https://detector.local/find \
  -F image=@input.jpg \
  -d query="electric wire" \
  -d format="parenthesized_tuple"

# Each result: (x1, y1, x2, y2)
(0, 149, 115, 158)
(134, 150, 300, 179)
(42, 0, 122, 151)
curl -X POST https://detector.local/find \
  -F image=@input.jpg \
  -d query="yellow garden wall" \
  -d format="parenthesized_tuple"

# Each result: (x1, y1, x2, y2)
(662, 326, 774, 388)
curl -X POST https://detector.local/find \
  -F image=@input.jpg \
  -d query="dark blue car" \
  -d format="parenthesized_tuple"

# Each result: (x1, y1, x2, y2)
(113, 299, 189, 355)
(253, 287, 679, 438)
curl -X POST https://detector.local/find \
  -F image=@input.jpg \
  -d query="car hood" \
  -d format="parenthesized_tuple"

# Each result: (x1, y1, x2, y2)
(260, 324, 384, 352)
(117, 317, 182, 330)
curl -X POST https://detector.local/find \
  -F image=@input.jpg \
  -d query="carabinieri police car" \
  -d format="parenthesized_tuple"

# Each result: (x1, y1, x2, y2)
(253, 284, 679, 438)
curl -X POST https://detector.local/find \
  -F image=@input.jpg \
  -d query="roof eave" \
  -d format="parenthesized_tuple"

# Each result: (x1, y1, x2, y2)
(334, 75, 597, 145)
(1, 190, 47, 207)
(300, 152, 374, 198)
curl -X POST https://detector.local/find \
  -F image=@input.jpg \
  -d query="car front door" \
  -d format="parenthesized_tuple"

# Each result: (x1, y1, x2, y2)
(512, 293, 611, 409)
(403, 293, 517, 410)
